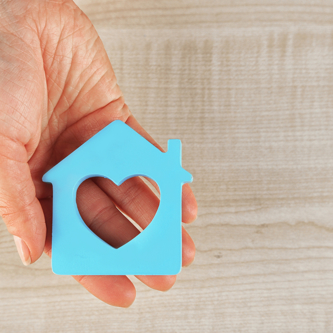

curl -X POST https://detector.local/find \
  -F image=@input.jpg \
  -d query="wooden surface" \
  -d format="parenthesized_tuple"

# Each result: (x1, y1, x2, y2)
(1, 0, 333, 332)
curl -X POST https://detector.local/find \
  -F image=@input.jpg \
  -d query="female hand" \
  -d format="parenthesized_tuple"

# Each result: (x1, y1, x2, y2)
(0, 0, 197, 307)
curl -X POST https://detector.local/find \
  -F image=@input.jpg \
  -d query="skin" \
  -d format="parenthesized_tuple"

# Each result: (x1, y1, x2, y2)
(0, 0, 197, 307)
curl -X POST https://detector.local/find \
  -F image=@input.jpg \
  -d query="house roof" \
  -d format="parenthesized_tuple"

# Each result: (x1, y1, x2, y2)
(42, 120, 192, 185)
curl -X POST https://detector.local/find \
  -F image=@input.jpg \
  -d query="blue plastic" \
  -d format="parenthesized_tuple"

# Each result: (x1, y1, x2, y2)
(42, 120, 193, 275)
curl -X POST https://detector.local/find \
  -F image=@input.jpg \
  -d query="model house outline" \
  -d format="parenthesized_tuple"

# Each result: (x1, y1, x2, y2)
(43, 120, 193, 275)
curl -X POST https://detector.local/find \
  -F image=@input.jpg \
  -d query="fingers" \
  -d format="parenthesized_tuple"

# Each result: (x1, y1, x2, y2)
(80, 178, 195, 291)
(72, 275, 136, 308)
(94, 176, 160, 230)
(136, 226, 196, 291)
(40, 198, 52, 257)
(135, 274, 177, 292)
(134, 227, 196, 290)
(182, 226, 196, 267)
(77, 178, 177, 291)
(40, 196, 136, 308)
(76, 178, 139, 248)
(94, 178, 195, 266)
(0, 141, 46, 265)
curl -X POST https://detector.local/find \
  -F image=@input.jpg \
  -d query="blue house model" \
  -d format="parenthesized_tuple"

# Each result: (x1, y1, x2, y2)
(43, 120, 193, 275)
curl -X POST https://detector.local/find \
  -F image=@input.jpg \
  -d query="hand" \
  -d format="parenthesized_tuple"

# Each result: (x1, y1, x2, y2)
(0, 0, 197, 307)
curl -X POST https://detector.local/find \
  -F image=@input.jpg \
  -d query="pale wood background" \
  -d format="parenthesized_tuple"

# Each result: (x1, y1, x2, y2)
(1, 0, 333, 332)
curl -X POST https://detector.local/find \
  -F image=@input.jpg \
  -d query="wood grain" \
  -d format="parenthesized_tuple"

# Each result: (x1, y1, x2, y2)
(1, 0, 333, 332)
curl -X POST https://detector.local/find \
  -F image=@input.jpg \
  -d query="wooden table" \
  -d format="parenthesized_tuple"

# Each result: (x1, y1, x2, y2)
(1, 1, 333, 332)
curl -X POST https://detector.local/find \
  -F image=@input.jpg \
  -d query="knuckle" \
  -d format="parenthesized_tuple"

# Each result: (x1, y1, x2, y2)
(2, 214, 20, 236)
(121, 180, 142, 208)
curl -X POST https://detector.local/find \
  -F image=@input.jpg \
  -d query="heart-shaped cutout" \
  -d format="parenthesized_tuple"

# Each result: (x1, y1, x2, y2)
(76, 176, 160, 249)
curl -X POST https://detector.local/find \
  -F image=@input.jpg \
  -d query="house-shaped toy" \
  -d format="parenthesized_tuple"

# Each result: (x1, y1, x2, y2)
(43, 120, 193, 275)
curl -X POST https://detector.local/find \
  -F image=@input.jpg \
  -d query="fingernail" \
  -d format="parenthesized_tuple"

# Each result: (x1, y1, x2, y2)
(13, 236, 31, 266)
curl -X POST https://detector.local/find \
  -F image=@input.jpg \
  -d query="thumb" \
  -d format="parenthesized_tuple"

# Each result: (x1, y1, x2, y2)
(0, 145, 46, 266)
